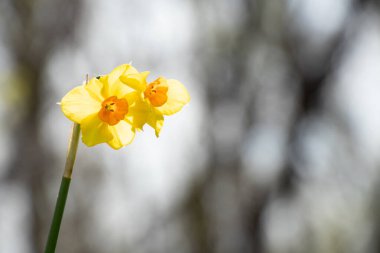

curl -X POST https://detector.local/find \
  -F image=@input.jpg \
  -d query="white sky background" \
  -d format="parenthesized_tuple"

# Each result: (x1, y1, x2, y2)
(1, 0, 380, 252)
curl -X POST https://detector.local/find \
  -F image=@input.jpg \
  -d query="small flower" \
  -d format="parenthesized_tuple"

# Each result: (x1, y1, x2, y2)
(120, 72, 190, 137)
(60, 64, 145, 149)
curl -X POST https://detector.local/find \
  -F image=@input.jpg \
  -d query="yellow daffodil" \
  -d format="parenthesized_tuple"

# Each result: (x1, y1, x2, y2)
(120, 71, 190, 137)
(60, 64, 145, 149)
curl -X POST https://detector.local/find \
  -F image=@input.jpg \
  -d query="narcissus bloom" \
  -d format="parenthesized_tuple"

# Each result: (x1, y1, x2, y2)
(60, 63, 190, 148)
(120, 73, 190, 137)
(60, 64, 146, 149)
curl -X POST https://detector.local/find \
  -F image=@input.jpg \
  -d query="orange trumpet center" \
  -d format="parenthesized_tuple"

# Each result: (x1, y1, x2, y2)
(144, 77, 168, 107)
(98, 96, 129, 126)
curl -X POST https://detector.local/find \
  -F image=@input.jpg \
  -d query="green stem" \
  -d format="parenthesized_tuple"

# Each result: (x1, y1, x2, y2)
(44, 123, 80, 253)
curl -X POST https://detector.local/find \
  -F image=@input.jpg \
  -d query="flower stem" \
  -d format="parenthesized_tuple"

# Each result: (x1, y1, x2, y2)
(44, 123, 80, 253)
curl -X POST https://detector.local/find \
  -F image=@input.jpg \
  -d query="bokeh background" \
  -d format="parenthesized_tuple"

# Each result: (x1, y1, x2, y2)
(1, 0, 380, 252)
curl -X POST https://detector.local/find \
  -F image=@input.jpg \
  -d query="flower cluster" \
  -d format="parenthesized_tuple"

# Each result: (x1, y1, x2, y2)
(60, 64, 190, 149)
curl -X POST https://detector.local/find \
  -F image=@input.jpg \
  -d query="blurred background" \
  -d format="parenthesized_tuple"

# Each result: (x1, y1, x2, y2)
(1, 0, 380, 252)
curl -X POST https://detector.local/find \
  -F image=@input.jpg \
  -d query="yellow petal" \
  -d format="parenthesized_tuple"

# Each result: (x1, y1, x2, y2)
(103, 65, 136, 98)
(147, 110, 164, 137)
(124, 91, 141, 105)
(123, 64, 140, 76)
(61, 86, 101, 124)
(155, 79, 190, 116)
(126, 99, 150, 130)
(107, 120, 135, 149)
(108, 64, 137, 85)
(111, 79, 136, 99)
(85, 78, 104, 102)
(120, 71, 150, 92)
(81, 114, 113, 147)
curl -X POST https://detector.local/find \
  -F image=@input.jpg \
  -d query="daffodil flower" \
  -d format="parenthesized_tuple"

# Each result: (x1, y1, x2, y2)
(49, 64, 190, 253)
(60, 64, 145, 149)
(120, 72, 190, 137)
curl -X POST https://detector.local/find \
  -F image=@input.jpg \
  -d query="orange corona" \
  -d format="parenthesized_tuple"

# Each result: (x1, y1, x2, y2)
(144, 77, 168, 107)
(98, 96, 128, 125)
